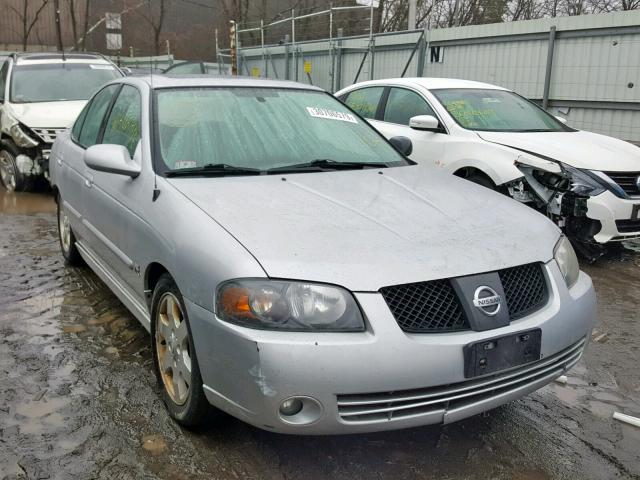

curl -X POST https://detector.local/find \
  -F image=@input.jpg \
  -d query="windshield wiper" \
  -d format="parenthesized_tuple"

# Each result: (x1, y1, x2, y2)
(266, 159, 388, 174)
(165, 163, 262, 177)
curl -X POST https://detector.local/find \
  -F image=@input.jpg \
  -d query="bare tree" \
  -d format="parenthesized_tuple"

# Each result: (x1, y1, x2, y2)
(8, 0, 51, 51)
(70, 0, 147, 52)
(81, 0, 90, 50)
(138, 0, 168, 56)
(67, 0, 79, 47)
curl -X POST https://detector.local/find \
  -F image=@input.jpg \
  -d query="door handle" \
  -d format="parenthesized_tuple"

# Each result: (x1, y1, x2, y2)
(84, 177, 93, 188)
(56, 157, 62, 166)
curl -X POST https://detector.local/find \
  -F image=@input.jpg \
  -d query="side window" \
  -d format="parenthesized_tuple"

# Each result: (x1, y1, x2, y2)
(78, 84, 119, 148)
(343, 87, 384, 119)
(383, 88, 437, 126)
(102, 85, 141, 158)
(71, 102, 90, 142)
(164, 62, 204, 75)
(0, 62, 8, 102)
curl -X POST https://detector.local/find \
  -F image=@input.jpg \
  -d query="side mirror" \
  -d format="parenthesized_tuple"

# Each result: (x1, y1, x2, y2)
(389, 136, 413, 157)
(555, 115, 567, 124)
(84, 144, 141, 178)
(409, 115, 440, 132)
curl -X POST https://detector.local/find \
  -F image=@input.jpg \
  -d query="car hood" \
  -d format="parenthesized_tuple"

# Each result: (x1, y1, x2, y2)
(168, 166, 560, 291)
(7, 101, 86, 128)
(477, 130, 640, 171)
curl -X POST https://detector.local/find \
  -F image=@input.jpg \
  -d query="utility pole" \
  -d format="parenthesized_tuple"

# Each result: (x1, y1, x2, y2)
(230, 20, 237, 76)
(53, 0, 64, 51)
(408, 0, 417, 30)
(368, 1, 374, 80)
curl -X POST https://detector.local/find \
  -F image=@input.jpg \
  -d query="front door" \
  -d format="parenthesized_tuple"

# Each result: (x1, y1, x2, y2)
(82, 84, 145, 295)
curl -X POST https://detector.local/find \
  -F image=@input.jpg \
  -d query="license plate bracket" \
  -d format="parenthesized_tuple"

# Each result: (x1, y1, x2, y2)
(464, 329, 542, 378)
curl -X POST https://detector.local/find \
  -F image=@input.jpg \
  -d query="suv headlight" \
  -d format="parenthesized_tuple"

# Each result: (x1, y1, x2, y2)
(216, 279, 365, 331)
(554, 235, 579, 288)
(9, 123, 40, 148)
(561, 163, 605, 196)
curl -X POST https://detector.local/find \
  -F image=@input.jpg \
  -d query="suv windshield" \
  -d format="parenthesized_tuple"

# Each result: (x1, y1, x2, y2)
(432, 88, 570, 132)
(10, 62, 121, 103)
(155, 87, 407, 174)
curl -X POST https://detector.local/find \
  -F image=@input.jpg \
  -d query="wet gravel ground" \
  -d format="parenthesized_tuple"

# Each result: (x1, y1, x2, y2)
(0, 186, 639, 480)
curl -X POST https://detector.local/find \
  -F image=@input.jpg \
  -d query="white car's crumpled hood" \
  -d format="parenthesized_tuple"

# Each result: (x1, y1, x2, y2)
(170, 165, 560, 291)
(8, 101, 86, 128)
(477, 130, 640, 172)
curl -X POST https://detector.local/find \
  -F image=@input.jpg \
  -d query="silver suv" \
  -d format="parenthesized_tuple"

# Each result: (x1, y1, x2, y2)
(0, 52, 122, 191)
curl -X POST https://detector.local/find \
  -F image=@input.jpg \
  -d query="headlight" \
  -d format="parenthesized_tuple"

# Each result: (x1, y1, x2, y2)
(216, 279, 365, 331)
(554, 236, 579, 288)
(561, 163, 605, 196)
(9, 123, 40, 148)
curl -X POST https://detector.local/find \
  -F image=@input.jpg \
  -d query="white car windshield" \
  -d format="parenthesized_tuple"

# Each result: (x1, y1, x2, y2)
(155, 87, 407, 174)
(10, 63, 121, 103)
(432, 88, 570, 132)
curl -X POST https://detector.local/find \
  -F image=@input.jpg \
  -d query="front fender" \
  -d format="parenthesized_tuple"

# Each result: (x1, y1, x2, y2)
(440, 141, 524, 186)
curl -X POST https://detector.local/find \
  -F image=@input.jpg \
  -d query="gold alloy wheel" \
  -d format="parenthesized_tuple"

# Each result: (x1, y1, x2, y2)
(155, 293, 192, 405)
(58, 205, 72, 254)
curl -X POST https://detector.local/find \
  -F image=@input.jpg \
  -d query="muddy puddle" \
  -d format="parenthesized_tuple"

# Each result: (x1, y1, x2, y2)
(0, 188, 639, 480)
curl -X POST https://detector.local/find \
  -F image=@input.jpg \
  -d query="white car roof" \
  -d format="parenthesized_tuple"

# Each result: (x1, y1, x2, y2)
(14, 53, 113, 66)
(341, 77, 508, 92)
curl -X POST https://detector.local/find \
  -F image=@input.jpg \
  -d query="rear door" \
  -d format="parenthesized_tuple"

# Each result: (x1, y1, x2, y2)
(56, 84, 120, 240)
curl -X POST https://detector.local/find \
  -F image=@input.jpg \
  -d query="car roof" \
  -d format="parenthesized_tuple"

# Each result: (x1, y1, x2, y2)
(341, 77, 508, 92)
(13, 52, 113, 66)
(124, 74, 324, 92)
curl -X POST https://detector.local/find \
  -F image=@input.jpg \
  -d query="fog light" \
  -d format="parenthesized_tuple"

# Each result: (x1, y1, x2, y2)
(279, 398, 303, 416)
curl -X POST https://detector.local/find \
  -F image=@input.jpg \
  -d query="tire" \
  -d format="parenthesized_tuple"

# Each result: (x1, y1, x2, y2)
(57, 195, 84, 266)
(0, 140, 32, 192)
(151, 274, 209, 427)
(467, 173, 496, 190)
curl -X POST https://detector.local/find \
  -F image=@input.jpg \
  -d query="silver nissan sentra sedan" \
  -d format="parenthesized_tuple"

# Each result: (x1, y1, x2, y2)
(49, 75, 596, 434)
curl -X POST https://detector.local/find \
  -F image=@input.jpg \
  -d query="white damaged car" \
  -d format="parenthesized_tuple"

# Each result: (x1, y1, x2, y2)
(0, 52, 122, 191)
(337, 78, 640, 259)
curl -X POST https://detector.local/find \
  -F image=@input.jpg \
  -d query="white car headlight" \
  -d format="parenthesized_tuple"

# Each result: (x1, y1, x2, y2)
(216, 279, 365, 331)
(3, 109, 39, 148)
(9, 123, 40, 149)
(554, 235, 579, 288)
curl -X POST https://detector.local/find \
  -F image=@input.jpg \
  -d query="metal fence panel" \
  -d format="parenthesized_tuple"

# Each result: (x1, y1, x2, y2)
(237, 10, 640, 142)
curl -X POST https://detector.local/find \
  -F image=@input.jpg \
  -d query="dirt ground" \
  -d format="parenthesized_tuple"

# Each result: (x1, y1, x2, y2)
(0, 186, 639, 480)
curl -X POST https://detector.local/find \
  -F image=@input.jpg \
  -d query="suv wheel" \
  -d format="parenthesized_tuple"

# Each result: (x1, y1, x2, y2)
(151, 274, 209, 427)
(57, 195, 84, 266)
(0, 141, 32, 192)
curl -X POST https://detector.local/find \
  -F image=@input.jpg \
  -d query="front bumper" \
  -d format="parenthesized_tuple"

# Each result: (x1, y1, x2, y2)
(187, 261, 596, 434)
(587, 191, 640, 243)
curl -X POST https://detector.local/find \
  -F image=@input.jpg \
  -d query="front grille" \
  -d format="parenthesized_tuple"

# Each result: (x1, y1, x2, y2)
(616, 219, 640, 233)
(32, 128, 66, 144)
(379, 280, 468, 333)
(337, 337, 585, 424)
(380, 263, 548, 333)
(499, 263, 547, 319)
(604, 171, 640, 197)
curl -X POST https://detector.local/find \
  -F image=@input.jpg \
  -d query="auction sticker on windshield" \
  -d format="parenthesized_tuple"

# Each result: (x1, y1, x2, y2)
(306, 107, 357, 123)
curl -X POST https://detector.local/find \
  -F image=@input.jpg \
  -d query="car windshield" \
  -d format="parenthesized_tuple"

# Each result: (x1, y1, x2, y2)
(431, 88, 569, 132)
(10, 63, 121, 103)
(155, 87, 407, 174)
